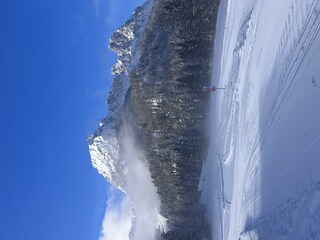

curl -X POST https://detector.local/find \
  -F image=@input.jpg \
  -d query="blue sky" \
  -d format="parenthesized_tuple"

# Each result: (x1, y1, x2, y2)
(0, 0, 144, 239)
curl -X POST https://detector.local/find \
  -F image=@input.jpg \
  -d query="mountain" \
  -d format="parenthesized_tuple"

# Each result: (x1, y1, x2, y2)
(88, 1, 153, 193)
(88, 0, 220, 239)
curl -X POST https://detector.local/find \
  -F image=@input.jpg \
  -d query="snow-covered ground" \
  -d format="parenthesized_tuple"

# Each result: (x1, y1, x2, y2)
(201, 0, 320, 239)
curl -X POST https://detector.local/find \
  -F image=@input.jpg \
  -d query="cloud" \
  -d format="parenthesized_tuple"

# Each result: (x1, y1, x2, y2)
(98, 116, 166, 240)
(99, 189, 132, 240)
(104, 0, 123, 29)
(119, 121, 163, 240)
(93, 0, 101, 17)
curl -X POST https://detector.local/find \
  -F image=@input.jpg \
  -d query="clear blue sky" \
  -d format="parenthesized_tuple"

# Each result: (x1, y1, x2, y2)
(0, 0, 144, 239)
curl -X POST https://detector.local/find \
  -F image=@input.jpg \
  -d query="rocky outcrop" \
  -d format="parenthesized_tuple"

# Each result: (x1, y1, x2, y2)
(87, 1, 153, 192)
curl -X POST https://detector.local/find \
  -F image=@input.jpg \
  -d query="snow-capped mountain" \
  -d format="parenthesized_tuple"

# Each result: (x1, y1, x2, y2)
(87, 1, 153, 193)
(88, 0, 220, 239)
(90, 0, 320, 238)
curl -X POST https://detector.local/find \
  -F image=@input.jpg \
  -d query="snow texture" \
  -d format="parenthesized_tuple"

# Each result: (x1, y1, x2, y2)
(201, 0, 320, 239)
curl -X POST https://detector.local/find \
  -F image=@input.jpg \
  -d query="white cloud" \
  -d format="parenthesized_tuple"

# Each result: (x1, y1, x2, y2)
(99, 189, 132, 240)
(119, 122, 163, 240)
(98, 117, 166, 240)
(104, 0, 123, 29)
(93, 0, 101, 17)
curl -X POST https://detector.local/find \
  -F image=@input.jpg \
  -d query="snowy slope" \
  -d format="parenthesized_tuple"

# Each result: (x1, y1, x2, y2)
(201, 0, 320, 239)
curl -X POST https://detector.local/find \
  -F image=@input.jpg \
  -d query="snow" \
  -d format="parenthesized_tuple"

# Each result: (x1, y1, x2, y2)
(89, 124, 126, 192)
(88, 0, 154, 193)
(201, 0, 320, 239)
(89, 2, 168, 239)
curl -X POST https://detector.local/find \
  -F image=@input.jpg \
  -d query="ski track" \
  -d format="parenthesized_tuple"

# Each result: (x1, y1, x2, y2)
(242, 0, 320, 209)
(244, 0, 320, 183)
(201, 0, 320, 239)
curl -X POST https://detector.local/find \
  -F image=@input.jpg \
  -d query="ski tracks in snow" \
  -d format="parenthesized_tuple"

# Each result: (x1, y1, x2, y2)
(245, 0, 320, 182)
(242, 0, 320, 217)
(217, 4, 262, 239)
(241, 180, 320, 240)
(221, 10, 252, 164)
(212, 0, 320, 239)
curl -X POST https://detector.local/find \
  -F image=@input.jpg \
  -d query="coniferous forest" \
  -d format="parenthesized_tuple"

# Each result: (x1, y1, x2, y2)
(127, 0, 220, 239)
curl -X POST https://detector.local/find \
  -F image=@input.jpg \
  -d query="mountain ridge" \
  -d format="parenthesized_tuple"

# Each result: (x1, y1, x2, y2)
(88, 0, 220, 239)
